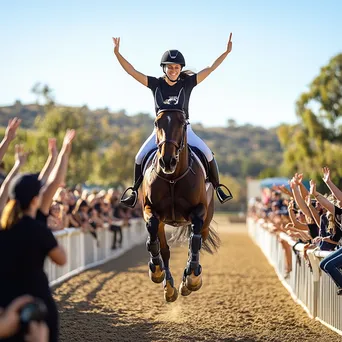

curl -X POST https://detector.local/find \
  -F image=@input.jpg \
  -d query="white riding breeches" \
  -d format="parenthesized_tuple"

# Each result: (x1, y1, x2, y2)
(135, 124, 213, 164)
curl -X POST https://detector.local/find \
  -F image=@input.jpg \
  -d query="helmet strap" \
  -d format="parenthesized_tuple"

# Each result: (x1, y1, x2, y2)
(163, 65, 182, 83)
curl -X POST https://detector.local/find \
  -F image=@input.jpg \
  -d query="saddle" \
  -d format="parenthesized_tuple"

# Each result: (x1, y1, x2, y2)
(188, 145, 209, 180)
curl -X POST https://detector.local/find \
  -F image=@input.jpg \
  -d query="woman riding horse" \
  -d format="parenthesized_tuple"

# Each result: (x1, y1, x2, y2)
(112, 34, 233, 208)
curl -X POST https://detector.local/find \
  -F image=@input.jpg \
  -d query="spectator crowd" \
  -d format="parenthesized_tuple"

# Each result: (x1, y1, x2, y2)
(0, 118, 142, 341)
(248, 167, 342, 297)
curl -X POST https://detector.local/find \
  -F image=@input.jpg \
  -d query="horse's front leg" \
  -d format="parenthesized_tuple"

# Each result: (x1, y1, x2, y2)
(158, 223, 178, 302)
(181, 204, 206, 294)
(144, 206, 165, 284)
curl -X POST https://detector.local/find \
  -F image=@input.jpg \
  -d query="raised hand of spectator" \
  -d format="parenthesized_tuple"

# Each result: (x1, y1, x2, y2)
(48, 138, 58, 158)
(0, 117, 22, 162)
(62, 129, 76, 155)
(5, 117, 21, 142)
(288, 200, 294, 211)
(289, 179, 296, 189)
(25, 321, 49, 342)
(280, 185, 292, 197)
(309, 180, 317, 196)
(14, 144, 29, 167)
(272, 185, 280, 192)
(292, 174, 299, 185)
(296, 173, 303, 184)
(322, 166, 331, 183)
(285, 222, 294, 231)
(0, 295, 33, 338)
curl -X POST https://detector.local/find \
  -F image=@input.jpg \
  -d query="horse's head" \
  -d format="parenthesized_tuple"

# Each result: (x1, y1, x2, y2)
(155, 109, 188, 174)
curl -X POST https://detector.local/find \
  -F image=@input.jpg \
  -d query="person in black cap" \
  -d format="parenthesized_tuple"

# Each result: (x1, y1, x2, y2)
(112, 35, 234, 208)
(0, 172, 67, 342)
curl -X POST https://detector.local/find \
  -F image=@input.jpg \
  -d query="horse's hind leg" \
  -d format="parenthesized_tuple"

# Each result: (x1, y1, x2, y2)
(158, 223, 178, 302)
(145, 211, 165, 284)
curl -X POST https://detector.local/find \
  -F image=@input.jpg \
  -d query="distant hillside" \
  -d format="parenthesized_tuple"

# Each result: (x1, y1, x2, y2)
(0, 101, 283, 180)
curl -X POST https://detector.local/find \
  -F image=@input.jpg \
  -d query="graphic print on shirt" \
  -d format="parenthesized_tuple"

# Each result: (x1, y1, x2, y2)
(155, 87, 185, 110)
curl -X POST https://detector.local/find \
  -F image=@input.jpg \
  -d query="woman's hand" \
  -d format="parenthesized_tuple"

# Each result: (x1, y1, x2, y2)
(62, 129, 76, 155)
(4, 117, 21, 142)
(295, 173, 303, 184)
(226, 33, 232, 54)
(48, 138, 57, 158)
(0, 295, 33, 338)
(322, 166, 331, 183)
(289, 179, 296, 189)
(14, 144, 28, 167)
(112, 37, 120, 54)
(312, 236, 322, 244)
(309, 180, 317, 196)
(25, 321, 49, 342)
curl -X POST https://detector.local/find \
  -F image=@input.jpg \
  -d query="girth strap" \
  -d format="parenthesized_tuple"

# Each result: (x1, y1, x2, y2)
(152, 157, 195, 223)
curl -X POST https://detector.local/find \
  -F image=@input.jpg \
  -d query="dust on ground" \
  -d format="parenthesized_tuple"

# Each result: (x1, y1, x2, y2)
(54, 217, 342, 342)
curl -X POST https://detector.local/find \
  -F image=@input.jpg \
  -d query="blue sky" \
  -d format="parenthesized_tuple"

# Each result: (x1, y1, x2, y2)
(1, 0, 341, 128)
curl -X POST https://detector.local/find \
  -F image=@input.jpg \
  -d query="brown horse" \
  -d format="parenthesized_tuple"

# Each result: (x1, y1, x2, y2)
(141, 109, 220, 302)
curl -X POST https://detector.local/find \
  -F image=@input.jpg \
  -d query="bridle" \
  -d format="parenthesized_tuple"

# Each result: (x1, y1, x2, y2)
(153, 109, 194, 223)
(155, 109, 188, 162)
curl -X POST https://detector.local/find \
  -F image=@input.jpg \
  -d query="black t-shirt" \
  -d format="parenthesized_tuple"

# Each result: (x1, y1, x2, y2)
(307, 223, 319, 239)
(334, 205, 342, 228)
(332, 205, 342, 242)
(0, 216, 59, 341)
(147, 75, 197, 120)
(36, 209, 48, 225)
(0, 216, 57, 303)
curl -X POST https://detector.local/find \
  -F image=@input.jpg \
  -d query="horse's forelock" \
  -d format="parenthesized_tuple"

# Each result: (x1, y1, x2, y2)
(155, 110, 186, 127)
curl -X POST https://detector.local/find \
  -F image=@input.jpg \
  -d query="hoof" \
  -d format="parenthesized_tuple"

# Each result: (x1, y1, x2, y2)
(185, 273, 202, 292)
(149, 263, 165, 284)
(164, 280, 178, 302)
(179, 280, 192, 296)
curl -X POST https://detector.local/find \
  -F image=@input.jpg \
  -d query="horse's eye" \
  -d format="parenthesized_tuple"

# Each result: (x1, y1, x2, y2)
(154, 121, 158, 127)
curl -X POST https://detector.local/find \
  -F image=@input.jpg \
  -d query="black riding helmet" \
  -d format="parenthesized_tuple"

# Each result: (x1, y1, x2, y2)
(160, 50, 185, 83)
(160, 50, 186, 67)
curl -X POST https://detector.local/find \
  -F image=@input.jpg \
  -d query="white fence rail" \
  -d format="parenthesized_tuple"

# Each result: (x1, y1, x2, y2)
(248, 218, 342, 336)
(45, 218, 147, 287)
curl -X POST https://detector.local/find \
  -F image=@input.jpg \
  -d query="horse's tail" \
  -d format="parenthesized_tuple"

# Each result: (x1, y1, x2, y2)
(169, 221, 220, 254)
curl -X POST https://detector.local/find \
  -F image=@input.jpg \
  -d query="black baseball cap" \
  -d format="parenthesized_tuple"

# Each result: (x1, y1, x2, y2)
(9, 173, 42, 210)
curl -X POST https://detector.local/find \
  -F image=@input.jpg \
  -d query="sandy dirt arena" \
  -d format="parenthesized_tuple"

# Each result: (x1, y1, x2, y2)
(54, 217, 342, 342)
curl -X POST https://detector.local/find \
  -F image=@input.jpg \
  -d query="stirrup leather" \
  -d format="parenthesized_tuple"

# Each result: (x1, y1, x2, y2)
(120, 186, 138, 208)
(216, 184, 233, 203)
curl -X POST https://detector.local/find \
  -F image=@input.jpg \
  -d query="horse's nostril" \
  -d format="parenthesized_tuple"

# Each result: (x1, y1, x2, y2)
(170, 157, 177, 168)
(159, 158, 165, 169)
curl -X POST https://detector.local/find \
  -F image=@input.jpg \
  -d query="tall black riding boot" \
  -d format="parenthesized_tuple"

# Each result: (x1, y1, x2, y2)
(120, 163, 143, 208)
(208, 158, 233, 204)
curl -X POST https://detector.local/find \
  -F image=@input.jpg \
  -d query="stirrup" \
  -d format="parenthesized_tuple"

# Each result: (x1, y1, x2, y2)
(216, 184, 233, 204)
(120, 187, 138, 208)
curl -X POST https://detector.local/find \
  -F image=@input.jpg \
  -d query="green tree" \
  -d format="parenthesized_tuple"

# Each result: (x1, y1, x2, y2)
(278, 53, 342, 187)
(35, 106, 101, 184)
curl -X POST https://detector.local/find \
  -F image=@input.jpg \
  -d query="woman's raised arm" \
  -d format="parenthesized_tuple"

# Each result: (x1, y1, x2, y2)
(113, 37, 148, 86)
